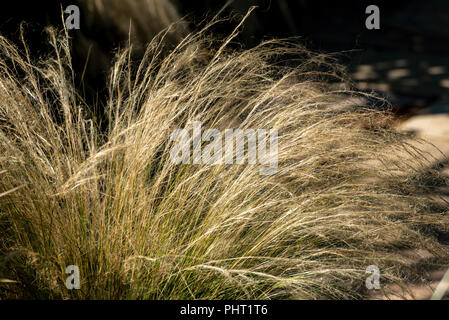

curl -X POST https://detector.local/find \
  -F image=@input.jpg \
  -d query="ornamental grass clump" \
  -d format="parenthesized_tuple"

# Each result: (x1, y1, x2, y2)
(0, 18, 448, 299)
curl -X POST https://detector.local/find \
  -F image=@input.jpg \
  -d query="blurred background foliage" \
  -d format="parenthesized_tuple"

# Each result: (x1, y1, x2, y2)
(0, 0, 448, 113)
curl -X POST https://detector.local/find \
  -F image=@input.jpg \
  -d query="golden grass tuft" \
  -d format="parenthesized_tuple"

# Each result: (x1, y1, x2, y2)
(0, 19, 448, 299)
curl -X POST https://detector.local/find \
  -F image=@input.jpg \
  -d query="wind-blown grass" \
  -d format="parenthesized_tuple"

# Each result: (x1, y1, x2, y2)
(0, 20, 448, 299)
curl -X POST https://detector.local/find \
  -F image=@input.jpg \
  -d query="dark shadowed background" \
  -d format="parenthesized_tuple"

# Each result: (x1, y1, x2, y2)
(0, 0, 448, 115)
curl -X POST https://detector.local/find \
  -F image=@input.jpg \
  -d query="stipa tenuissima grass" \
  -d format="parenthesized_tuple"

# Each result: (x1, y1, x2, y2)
(0, 19, 448, 299)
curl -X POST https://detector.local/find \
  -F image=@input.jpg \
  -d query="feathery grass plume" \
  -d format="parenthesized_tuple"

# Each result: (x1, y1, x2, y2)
(0, 16, 449, 299)
(73, 0, 188, 110)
